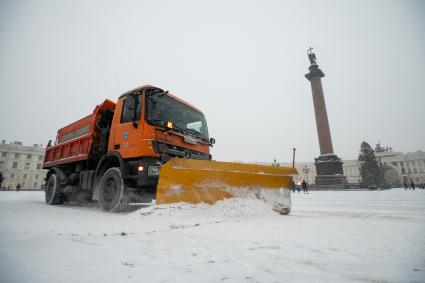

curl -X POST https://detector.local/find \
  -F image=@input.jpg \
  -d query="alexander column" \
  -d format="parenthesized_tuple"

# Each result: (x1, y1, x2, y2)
(305, 48, 347, 186)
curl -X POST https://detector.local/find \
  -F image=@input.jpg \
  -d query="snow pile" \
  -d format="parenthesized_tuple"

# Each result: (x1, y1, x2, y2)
(158, 182, 291, 216)
(134, 197, 278, 219)
(211, 197, 280, 217)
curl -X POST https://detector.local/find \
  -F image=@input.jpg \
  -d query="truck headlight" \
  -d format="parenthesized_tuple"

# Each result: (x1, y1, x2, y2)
(148, 166, 160, 176)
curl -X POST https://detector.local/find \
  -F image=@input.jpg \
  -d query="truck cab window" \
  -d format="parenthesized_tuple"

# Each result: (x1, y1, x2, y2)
(121, 94, 142, 123)
(135, 94, 142, 121)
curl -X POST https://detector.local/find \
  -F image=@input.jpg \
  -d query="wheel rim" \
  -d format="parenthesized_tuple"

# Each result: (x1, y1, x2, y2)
(103, 178, 118, 201)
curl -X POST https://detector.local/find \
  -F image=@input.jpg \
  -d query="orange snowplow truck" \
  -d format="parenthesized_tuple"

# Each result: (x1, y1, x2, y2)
(43, 85, 297, 213)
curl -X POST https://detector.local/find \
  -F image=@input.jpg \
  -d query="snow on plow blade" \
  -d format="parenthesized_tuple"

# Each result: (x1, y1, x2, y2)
(156, 159, 298, 214)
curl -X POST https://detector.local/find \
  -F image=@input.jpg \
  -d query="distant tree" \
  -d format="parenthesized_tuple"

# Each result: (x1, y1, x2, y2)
(358, 141, 381, 187)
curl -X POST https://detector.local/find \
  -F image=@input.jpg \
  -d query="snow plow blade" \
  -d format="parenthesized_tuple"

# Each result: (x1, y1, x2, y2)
(156, 159, 298, 214)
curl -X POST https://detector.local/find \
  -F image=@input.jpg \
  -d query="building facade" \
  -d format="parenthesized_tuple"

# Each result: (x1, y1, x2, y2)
(375, 148, 425, 185)
(304, 149, 425, 186)
(0, 140, 47, 190)
(275, 145, 425, 187)
(341, 159, 361, 185)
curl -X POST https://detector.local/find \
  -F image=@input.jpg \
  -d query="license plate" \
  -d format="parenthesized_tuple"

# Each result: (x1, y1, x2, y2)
(148, 166, 160, 176)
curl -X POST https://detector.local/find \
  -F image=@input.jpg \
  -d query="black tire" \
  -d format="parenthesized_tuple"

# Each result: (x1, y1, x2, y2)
(98, 167, 129, 212)
(45, 174, 63, 205)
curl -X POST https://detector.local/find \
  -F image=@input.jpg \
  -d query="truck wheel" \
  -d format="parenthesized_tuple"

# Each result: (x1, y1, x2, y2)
(98, 167, 129, 212)
(45, 174, 63, 205)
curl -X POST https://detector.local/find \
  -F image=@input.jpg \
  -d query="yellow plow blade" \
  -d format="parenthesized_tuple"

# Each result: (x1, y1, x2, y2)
(156, 159, 298, 214)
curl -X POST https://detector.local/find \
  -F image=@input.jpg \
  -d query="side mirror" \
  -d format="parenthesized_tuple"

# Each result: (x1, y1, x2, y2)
(209, 137, 216, 146)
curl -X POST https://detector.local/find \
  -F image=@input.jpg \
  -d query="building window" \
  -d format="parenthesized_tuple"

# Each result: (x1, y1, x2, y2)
(415, 160, 423, 172)
(22, 182, 25, 187)
(25, 162, 30, 169)
(10, 173, 14, 179)
(14, 153, 20, 158)
(1, 152, 7, 157)
(411, 161, 417, 173)
(34, 182, 38, 188)
(0, 161, 4, 168)
(35, 174, 39, 180)
(12, 161, 18, 169)
(23, 174, 27, 179)
(38, 155, 43, 161)
(26, 154, 32, 160)
(36, 163, 42, 170)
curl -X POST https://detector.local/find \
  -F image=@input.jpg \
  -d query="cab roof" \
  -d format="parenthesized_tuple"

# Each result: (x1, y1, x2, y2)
(119, 85, 204, 114)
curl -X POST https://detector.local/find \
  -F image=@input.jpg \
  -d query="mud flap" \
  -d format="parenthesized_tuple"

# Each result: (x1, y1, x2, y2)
(156, 159, 297, 214)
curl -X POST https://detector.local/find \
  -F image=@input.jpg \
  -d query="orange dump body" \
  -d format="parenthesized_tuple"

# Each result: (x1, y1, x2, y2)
(43, 100, 116, 169)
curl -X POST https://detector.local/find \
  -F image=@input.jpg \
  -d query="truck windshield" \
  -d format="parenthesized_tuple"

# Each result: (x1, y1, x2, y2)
(147, 94, 209, 140)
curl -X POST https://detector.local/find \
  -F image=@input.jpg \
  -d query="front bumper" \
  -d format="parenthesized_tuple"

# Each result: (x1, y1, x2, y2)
(136, 164, 160, 187)
(124, 158, 161, 188)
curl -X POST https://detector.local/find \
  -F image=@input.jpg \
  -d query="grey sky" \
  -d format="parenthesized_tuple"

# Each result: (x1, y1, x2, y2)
(1, 0, 424, 163)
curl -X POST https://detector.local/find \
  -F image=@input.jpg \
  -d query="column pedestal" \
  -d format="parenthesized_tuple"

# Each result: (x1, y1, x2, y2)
(314, 154, 347, 186)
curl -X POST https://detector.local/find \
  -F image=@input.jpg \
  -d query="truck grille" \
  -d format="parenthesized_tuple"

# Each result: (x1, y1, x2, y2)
(152, 141, 211, 161)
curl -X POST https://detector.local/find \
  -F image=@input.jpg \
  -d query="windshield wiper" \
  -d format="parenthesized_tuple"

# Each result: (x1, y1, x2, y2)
(147, 118, 167, 127)
(184, 128, 203, 137)
(174, 125, 206, 140)
(148, 117, 205, 139)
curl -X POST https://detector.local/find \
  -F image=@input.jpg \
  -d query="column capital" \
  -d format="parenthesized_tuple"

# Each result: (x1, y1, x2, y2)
(305, 64, 325, 81)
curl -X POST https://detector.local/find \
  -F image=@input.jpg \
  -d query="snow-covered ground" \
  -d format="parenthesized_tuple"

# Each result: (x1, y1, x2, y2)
(1, 189, 424, 283)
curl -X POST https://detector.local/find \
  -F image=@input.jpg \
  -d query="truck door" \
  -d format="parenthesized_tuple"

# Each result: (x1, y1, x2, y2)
(110, 93, 143, 158)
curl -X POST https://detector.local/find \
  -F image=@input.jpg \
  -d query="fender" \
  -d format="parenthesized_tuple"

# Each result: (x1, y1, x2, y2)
(92, 152, 127, 200)
(46, 167, 66, 187)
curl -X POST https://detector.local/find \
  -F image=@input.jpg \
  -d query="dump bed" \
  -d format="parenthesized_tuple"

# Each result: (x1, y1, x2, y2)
(43, 100, 116, 169)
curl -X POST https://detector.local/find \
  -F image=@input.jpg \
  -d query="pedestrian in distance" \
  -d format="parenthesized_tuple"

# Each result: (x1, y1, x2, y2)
(297, 183, 300, 193)
(0, 172, 4, 189)
(16, 183, 21, 192)
(403, 182, 408, 190)
(302, 179, 308, 194)
(411, 182, 415, 190)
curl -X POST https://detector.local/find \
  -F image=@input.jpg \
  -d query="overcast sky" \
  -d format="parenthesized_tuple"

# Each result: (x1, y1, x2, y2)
(1, 0, 424, 163)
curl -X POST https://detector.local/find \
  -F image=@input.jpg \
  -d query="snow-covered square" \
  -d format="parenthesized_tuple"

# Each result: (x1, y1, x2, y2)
(1, 189, 424, 283)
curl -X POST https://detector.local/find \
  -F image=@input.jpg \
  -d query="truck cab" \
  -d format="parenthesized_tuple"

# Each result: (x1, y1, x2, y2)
(107, 86, 214, 189)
